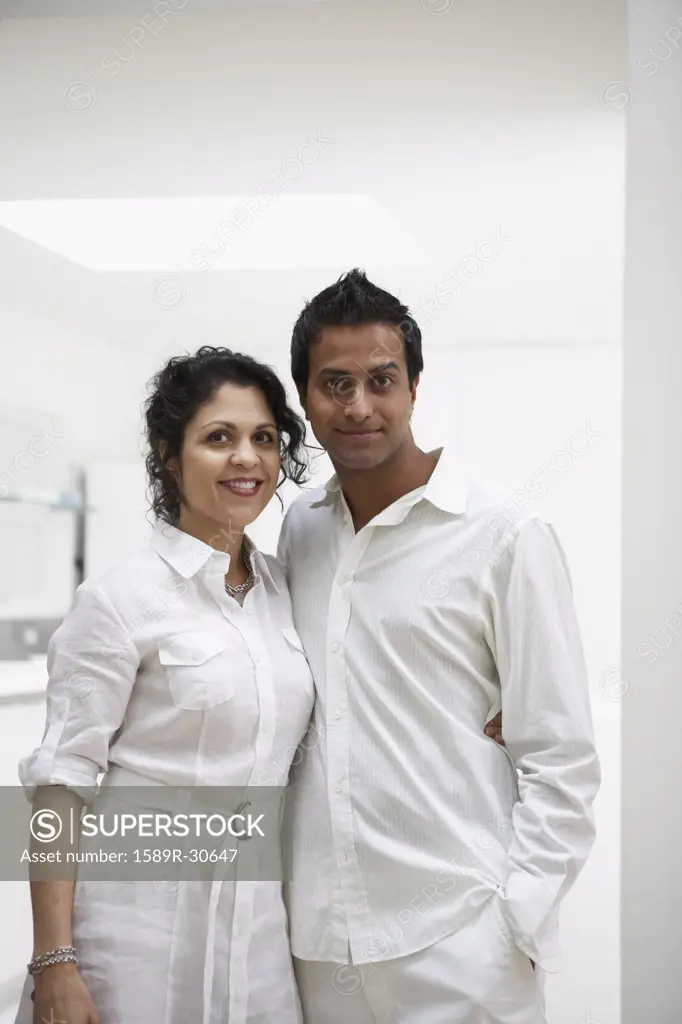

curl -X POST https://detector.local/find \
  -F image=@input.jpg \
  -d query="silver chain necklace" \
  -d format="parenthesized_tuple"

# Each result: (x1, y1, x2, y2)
(224, 542, 255, 597)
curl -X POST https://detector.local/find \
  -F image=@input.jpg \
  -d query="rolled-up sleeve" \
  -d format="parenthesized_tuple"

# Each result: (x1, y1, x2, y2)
(18, 581, 139, 802)
(488, 518, 601, 968)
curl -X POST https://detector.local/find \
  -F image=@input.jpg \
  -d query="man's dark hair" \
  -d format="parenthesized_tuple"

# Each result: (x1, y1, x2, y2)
(290, 268, 424, 391)
(143, 346, 308, 523)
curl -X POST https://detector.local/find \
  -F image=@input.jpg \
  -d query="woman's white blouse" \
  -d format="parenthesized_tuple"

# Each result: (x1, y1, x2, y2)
(16, 522, 315, 1024)
(19, 521, 314, 797)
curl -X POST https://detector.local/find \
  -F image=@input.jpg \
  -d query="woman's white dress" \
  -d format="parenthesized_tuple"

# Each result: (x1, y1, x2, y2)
(15, 522, 315, 1024)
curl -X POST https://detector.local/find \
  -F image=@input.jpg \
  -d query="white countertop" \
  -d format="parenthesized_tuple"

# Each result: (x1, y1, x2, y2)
(0, 658, 48, 700)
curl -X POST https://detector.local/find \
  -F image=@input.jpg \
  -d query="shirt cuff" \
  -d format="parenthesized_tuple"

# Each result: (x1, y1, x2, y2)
(18, 752, 100, 805)
(499, 872, 563, 972)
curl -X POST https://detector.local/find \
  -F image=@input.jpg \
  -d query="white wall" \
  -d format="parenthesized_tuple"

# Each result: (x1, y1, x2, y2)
(0, 1, 625, 1020)
(432, 345, 621, 1023)
(622, 0, 682, 1020)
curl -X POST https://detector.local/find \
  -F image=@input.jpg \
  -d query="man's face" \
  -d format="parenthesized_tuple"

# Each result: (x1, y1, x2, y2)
(301, 322, 419, 471)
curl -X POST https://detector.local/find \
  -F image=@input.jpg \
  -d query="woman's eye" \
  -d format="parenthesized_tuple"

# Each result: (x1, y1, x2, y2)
(208, 431, 230, 443)
(256, 433, 275, 444)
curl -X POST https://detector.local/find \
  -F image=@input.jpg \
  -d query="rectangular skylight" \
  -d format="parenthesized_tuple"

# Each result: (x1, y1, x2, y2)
(0, 195, 428, 271)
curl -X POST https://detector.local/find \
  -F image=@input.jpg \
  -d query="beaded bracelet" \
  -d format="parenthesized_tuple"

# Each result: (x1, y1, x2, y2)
(28, 946, 79, 976)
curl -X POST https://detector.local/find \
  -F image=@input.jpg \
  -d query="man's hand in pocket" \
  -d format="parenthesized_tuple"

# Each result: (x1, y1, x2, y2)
(484, 712, 504, 746)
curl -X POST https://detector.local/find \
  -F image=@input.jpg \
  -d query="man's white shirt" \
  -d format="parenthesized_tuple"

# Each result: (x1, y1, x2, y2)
(277, 447, 600, 971)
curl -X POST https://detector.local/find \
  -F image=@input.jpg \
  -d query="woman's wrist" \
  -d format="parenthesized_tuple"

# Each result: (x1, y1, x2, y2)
(33, 960, 79, 980)
(28, 945, 79, 976)
(30, 961, 81, 1005)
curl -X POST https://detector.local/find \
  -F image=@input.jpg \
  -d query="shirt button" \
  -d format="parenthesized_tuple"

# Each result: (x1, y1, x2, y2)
(338, 575, 352, 585)
(334, 710, 342, 720)
(335, 782, 343, 793)
(331, 641, 340, 653)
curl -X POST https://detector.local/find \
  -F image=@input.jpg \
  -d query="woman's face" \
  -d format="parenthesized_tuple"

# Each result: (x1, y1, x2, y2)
(170, 382, 281, 545)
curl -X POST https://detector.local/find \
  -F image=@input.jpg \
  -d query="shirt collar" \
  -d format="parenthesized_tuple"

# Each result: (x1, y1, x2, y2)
(244, 534, 280, 594)
(310, 475, 341, 508)
(309, 447, 469, 518)
(421, 447, 470, 516)
(151, 522, 279, 593)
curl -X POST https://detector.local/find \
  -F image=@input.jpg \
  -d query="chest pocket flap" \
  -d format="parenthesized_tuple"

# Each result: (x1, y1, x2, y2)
(158, 630, 248, 710)
(158, 631, 229, 667)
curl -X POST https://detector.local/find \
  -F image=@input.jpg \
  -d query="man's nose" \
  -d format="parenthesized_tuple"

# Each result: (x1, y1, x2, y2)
(344, 385, 373, 421)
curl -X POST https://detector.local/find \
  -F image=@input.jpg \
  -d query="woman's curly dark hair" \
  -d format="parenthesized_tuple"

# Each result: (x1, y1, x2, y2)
(143, 346, 309, 524)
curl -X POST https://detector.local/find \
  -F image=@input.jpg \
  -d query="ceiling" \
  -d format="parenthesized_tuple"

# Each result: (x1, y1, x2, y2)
(0, 0, 343, 14)
(0, 0, 626, 358)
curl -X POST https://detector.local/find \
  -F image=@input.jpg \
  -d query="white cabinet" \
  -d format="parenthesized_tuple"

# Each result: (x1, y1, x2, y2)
(0, 664, 49, 1021)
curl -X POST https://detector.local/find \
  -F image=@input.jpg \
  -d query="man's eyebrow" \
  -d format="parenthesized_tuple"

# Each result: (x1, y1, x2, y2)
(369, 361, 399, 374)
(318, 367, 354, 378)
(318, 361, 399, 378)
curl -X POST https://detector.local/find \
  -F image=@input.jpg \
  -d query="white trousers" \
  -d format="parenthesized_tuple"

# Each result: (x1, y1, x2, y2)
(294, 893, 546, 1024)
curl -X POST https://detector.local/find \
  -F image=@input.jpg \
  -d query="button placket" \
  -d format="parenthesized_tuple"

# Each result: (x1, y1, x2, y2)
(331, 777, 366, 946)
(325, 599, 349, 872)
(325, 531, 370, 716)
(237, 608, 276, 771)
(323, 527, 376, 953)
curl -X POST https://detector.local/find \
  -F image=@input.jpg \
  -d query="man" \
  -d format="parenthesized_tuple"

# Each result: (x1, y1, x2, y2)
(277, 269, 600, 1023)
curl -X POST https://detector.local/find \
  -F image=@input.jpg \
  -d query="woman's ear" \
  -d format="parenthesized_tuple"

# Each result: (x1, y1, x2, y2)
(159, 441, 179, 481)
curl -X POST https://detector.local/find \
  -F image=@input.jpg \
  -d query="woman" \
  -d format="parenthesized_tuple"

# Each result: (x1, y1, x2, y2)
(15, 346, 315, 1024)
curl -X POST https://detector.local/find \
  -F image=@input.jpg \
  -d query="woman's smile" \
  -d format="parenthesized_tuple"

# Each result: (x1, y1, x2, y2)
(218, 476, 265, 498)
